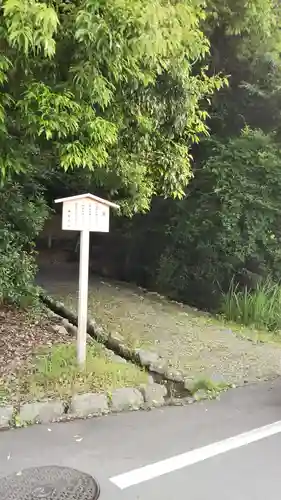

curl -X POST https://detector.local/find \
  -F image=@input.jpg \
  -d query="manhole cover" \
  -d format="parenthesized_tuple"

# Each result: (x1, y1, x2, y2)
(0, 466, 100, 500)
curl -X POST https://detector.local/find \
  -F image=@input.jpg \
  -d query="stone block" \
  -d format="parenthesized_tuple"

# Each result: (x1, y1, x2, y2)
(110, 332, 124, 343)
(165, 368, 184, 382)
(136, 349, 159, 367)
(66, 323, 78, 335)
(149, 360, 168, 375)
(147, 375, 155, 384)
(140, 383, 167, 407)
(110, 388, 143, 412)
(19, 400, 64, 424)
(51, 324, 68, 336)
(61, 318, 71, 328)
(0, 406, 13, 429)
(71, 393, 108, 417)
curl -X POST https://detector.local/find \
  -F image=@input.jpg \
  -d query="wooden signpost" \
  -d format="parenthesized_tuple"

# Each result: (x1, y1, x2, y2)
(55, 193, 119, 368)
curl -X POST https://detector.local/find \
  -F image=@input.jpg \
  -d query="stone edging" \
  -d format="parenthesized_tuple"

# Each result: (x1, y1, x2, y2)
(0, 292, 228, 431)
(40, 292, 191, 387)
(0, 382, 196, 431)
(0, 293, 196, 431)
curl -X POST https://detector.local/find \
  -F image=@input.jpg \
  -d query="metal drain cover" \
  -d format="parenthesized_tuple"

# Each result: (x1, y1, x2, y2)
(0, 466, 100, 500)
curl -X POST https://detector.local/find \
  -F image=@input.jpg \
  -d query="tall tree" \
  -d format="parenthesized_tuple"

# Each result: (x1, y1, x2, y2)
(101, 0, 281, 307)
(205, 0, 281, 135)
(0, 0, 225, 213)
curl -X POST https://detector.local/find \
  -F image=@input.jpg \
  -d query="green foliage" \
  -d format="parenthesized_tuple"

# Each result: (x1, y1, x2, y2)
(0, 231, 37, 307)
(205, 0, 281, 138)
(0, 0, 231, 308)
(0, 183, 49, 306)
(153, 1, 281, 309)
(16, 342, 147, 401)
(2, 0, 281, 312)
(3, 0, 58, 57)
(190, 377, 230, 399)
(0, 0, 226, 213)
(157, 129, 281, 308)
(207, 0, 281, 38)
(222, 279, 281, 332)
(86, 0, 281, 306)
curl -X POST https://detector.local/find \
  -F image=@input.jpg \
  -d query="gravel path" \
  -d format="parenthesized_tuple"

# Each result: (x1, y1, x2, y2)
(38, 264, 281, 386)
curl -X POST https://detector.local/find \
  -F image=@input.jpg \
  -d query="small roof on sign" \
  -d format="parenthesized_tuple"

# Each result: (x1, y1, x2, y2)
(54, 193, 119, 209)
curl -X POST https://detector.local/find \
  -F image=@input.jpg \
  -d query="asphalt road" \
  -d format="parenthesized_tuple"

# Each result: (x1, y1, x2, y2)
(1, 378, 281, 499)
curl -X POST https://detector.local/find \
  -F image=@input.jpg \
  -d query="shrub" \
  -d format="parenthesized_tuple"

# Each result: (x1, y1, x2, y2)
(221, 279, 281, 331)
(157, 129, 281, 309)
(0, 183, 49, 306)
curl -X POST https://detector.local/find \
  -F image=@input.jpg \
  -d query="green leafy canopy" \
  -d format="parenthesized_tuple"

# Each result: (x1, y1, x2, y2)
(0, 0, 226, 213)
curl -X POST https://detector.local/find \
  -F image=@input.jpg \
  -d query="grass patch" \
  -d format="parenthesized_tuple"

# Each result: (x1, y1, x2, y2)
(190, 377, 231, 400)
(2, 342, 147, 403)
(221, 279, 281, 332)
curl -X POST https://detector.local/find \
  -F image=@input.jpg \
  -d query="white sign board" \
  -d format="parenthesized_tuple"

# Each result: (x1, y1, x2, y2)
(55, 193, 119, 368)
(62, 199, 109, 232)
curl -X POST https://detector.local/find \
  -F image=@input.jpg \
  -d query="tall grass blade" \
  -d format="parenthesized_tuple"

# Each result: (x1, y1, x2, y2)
(221, 278, 281, 332)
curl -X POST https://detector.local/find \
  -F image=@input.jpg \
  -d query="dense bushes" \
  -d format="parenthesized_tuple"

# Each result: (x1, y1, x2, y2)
(2, 0, 281, 329)
(157, 129, 281, 309)
(81, 128, 281, 321)
(0, 0, 226, 307)
(107, 129, 281, 313)
(0, 184, 49, 306)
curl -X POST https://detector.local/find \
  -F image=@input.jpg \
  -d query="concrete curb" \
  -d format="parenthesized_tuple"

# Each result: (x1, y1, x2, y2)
(0, 385, 197, 431)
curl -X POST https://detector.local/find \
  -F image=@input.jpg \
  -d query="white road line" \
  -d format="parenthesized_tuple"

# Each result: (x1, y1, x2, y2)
(110, 420, 281, 489)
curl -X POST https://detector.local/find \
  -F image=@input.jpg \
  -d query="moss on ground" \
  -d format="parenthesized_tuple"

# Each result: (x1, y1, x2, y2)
(1, 340, 147, 405)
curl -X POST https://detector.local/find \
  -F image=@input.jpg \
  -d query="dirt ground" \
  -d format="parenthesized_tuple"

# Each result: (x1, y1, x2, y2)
(38, 263, 281, 386)
(0, 291, 146, 404)
(0, 306, 71, 378)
